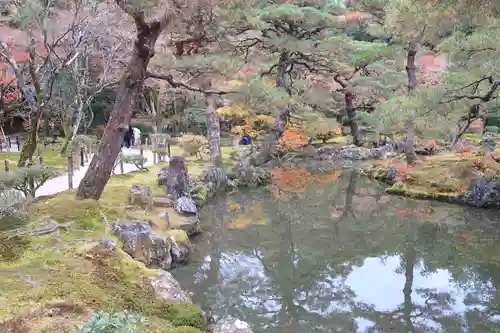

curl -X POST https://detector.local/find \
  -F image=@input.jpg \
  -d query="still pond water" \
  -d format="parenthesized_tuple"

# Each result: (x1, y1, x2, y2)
(172, 169, 500, 333)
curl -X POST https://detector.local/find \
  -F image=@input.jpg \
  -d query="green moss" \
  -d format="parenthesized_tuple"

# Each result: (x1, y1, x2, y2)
(0, 242, 205, 331)
(164, 229, 190, 245)
(387, 182, 405, 192)
(171, 326, 204, 333)
(165, 303, 205, 328)
(191, 186, 209, 203)
(0, 163, 210, 332)
(432, 178, 462, 193)
(385, 185, 464, 205)
(0, 144, 69, 172)
(0, 234, 31, 262)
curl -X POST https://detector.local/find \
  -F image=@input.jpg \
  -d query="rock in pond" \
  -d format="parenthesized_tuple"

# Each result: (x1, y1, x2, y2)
(175, 196, 197, 215)
(464, 178, 500, 208)
(213, 316, 253, 333)
(128, 185, 153, 208)
(340, 145, 372, 160)
(111, 220, 191, 270)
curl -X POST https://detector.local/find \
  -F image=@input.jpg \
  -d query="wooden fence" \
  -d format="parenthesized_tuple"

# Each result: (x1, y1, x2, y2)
(1, 138, 170, 193)
(0, 135, 21, 152)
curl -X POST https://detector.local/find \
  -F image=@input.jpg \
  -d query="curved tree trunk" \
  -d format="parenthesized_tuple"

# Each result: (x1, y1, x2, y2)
(404, 42, 419, 165)
(255, 50, 291, 164)
(0, 40, 43, 167)
(345, 91, 362, 146)
(76, 14, 170, 200)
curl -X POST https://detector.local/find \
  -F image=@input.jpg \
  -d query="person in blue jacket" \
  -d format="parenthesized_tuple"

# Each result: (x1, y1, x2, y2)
(239, 135, 252, 145)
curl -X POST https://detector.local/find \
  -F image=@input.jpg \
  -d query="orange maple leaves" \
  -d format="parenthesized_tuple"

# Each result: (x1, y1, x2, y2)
(276, 130, 308, 153)
(270, 167, 342, 200)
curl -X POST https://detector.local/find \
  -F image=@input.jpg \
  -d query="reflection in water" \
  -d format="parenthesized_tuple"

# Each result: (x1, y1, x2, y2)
(172, 169, 500, 333)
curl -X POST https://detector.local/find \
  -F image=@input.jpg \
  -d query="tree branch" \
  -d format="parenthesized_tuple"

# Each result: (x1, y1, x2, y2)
(444, 79, 500, 103)
(145, 71, 236, 95)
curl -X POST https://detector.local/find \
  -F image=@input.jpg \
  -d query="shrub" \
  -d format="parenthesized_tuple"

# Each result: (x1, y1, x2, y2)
(485, 126, 498, 133)
(0, 165, 59, 198)
(178, 135, 208, 156)
(0, 188, 28, 219)
(276, 130, 308, 154)
(485, 114, 500, 128)
(71, 311, 147, 333)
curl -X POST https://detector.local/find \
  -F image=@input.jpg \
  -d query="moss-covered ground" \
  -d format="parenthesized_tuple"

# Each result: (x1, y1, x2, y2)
(0, 145, 241, 333)
(0, 144, 69, 171)
(363, 148, 500, 204)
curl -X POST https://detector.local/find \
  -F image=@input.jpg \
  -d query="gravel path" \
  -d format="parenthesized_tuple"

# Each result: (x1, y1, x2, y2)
(35, 148, 158, 197)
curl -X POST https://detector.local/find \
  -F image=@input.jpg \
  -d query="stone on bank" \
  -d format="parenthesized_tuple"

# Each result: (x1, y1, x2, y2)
(112, 220, 191, 270)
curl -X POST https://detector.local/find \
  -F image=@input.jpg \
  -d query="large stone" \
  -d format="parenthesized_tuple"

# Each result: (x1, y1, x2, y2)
(112, 220, 172, 270)
(153, 197, 173, 207)
(339, 145, 372, 160)
(370, 147, 386, 159)
(165, 156, 190, 201)
(111, 221, 191, 270)
(464, 178, 500, 208)
(203, 166, 228, 195)
(316, 147, 339, 160)
(213, 317, 252, 333)
(167, 210, 201, 236)
(149, 271, 192, 303)
(158, 166, 169, 185)
(175, 196, 197, 215)
(166, 229, 191, 267)
(128, 185, 153, 209)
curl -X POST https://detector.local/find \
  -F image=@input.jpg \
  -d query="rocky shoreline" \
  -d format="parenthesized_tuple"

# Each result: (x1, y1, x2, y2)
(113, 155, 257, 332)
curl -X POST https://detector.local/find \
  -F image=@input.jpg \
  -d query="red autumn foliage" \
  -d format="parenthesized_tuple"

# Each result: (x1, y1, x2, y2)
(389, 160, 410, 179)
(276, 130, 308, 153)
(423, 139, 437, 151)
(271, 167, 342, 195)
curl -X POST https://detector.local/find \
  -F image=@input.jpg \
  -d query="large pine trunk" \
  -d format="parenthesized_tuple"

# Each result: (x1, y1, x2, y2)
(404, 42, 418, 165)
(76, 22, 165, 200)
(345, 91, 362, 146)
(205, 93, 222, 166)
(256, 51, 290, 164)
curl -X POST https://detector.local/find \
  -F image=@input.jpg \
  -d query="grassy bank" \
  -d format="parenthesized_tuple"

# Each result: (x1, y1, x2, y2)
(0, 145, 68, 171)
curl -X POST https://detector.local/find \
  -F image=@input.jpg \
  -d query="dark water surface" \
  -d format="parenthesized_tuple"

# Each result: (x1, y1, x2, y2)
(171, 169, 500, 333)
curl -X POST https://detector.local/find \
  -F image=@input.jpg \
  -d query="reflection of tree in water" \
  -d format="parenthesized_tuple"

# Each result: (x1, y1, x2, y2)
(173, 168, 500, 333)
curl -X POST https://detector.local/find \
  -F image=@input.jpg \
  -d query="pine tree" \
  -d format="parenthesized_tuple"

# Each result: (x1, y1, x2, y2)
(217, 1, 344, 159)
(437, 16, 500, 145)
(358, 0, 463, 162)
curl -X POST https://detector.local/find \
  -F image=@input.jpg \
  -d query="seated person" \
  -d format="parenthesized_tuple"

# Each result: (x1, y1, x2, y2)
(239, 135, 252, 146)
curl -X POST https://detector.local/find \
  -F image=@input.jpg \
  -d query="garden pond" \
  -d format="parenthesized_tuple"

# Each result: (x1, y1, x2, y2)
(172, 168, 500, 333)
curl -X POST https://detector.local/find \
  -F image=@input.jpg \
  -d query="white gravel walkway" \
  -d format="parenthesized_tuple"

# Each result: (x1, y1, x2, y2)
(35, 148, 158, 197)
